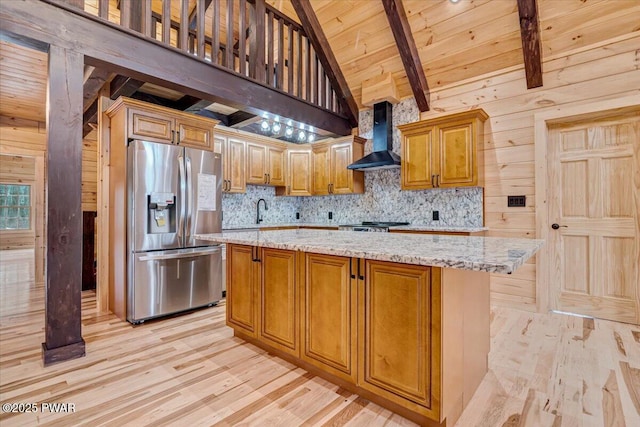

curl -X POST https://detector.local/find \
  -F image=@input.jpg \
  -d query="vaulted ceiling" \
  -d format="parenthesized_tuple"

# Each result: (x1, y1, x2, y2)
(1, 0, 638, 127)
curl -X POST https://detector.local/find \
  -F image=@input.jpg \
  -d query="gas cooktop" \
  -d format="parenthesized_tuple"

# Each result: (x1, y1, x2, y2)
(340, 221, 410, 227)
(338, 222, 410, 232)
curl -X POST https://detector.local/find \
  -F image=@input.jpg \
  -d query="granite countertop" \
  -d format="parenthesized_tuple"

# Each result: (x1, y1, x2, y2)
(222, 222, 339, 230)
(197, 229, 543, 274)
(222, 223, 487, 233)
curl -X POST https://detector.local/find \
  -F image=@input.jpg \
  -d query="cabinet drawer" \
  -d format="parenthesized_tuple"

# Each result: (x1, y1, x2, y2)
(128, 109, 174, 143)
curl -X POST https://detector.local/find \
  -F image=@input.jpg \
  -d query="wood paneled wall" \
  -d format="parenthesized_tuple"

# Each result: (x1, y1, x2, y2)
(0, 115, 98, 251)
(419, 33, 640, 311)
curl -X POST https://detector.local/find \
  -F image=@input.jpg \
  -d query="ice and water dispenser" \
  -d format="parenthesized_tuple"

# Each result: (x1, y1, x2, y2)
(147, 192, 176, 234)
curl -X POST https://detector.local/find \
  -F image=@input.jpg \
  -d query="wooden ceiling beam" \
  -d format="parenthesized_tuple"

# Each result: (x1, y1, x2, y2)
(291, 0, 359, 128)
(109, 75, 145, 100)
(517, 0, 543, 89)
(381, 0, 430, 111)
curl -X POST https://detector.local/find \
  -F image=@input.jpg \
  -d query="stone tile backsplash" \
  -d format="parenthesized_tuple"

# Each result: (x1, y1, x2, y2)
(222, 97, 483, 228)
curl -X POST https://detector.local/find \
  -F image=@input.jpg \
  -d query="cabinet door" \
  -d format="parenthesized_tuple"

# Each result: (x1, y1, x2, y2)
(226, 138, 246, 193)
(128, 108, 174, 144)
(259, 248, 298, 355)
(246, 142, 268, 184)
(227, 244, 257, 336)
(267, 145, 286, 186)
(176, 117, 214, 151)
(330, 142, 354, 194)
(287, 150, 312, 196)
(312, 145, 331, 195)
(402, 128, 435, 190)
(436, 120, 475, 187)
(302, 254, 356, 382)
(358, 260, 435, 411)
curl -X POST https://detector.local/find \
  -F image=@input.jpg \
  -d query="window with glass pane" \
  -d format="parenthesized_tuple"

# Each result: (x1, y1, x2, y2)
(0, 184, 31, 230)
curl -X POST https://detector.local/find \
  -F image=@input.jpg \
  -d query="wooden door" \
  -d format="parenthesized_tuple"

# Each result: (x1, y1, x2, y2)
(176, 117, 213, 151)
(226, 244, 257, 336)
(259, 248, 298, 355)
(330, 142, 353, 194)
(226, 137, 246, 193)
(267, 145, 286, 186)
(302, 254, 356, 382)
(312, 144, 330, 195)
(287, 149, 312, 196)
(246, 142, 267, 184)
(436, 119, 475, 187)
(358, 259, 434, 409)
(548, 113, 639, 324)
(401, 127, 435, 190)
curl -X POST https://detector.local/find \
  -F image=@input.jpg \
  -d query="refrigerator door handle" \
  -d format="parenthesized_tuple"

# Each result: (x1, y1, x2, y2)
(185, 156, 193, 239)
(178, 155, 186, 243)
(139, 247, 221, 262)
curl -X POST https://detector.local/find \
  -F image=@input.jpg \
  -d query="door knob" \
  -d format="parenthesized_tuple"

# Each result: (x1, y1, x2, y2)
(551, 223, 567, 229)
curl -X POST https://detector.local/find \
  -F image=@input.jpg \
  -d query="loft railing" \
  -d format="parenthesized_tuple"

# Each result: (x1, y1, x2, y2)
(82, 0, 341, 116)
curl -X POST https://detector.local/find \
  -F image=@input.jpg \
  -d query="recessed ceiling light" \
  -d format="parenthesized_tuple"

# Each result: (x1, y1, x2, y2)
(450, 0, 460, 3)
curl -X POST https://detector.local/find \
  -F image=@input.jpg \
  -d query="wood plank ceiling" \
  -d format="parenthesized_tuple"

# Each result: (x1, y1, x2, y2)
(1, 0, 638, 124)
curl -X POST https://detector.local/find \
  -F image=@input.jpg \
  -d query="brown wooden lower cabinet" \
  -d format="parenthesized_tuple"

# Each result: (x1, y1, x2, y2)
(225, 244, 490, 427)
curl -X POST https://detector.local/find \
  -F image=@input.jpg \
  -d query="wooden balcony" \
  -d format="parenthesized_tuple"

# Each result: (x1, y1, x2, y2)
(76, 0, 353, 132)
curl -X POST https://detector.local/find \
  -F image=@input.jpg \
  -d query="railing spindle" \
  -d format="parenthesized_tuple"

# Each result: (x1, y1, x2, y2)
(212, 0, 220, 64)
(277, 18, 284, 90)
(267, 11, 274, 87)
(162, 0, 171, 45)
(239, 0, 246, 75)
(120, 0, 131, 28)
(319, 64, 325, 108)
(288, 24, 294, 94)
(98, 0, 108, 19)
(305, 39, 311, 101)
(179, 0, 189, 50)
(226, 0, 235, 70)
(297, 30, 302, 97)
(197, 0, 205, 58)
(249, 0, 266, 82)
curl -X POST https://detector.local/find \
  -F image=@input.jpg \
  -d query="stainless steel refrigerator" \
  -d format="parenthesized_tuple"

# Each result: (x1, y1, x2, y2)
(126, 140, 222, 324)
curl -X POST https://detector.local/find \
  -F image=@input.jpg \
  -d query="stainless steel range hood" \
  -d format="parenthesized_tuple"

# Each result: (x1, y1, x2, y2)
(347, 101, 400, 171)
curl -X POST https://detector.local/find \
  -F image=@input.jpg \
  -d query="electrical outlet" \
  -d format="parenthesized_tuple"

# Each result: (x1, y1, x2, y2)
(328, 212, 333, 220)
(296, 212, 300, 220)
(432, 211, 439, 221)
(507, 195, 526, 207)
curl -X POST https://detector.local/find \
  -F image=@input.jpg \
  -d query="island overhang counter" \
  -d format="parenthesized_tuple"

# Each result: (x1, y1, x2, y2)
(195, 229, 543, 426)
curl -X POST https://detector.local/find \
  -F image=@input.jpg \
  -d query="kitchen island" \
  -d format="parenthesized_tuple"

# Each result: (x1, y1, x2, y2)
(196, 229, 543, 426)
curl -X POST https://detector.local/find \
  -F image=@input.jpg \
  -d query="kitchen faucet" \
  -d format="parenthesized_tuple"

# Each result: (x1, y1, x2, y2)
(256, 198, 268, 224)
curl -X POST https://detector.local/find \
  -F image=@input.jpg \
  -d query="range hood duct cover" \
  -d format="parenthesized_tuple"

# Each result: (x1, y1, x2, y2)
(347, 101, 400, 171)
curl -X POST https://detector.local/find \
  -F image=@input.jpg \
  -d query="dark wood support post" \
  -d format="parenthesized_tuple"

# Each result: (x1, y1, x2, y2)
(43, 45, 86, 366)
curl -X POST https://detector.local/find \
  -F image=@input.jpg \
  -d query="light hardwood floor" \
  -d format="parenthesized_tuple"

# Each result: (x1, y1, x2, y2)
(0, 249, 638, 426)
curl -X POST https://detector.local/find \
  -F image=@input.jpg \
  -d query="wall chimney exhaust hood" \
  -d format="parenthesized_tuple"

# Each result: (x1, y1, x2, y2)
(347, 101, 400, 171)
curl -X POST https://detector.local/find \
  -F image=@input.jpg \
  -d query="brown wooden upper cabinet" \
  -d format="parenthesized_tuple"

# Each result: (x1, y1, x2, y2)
(276, 148, 313, 196)
(398, 109, 488, 190)
(246, 140, 286, 186)
(214, 130, 246, 194)
(312, 136, 365, 195)
(116, 97, 217, 151)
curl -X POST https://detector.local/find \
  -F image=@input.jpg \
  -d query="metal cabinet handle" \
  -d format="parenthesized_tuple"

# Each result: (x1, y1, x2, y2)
(357, 258, 364, 280)
(349, 258, 356, 279)
(431, 174, 435, 187)
(436, 174, 440, 187)
(172, 130, 176, 144)
(267, 173, 270, 184)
